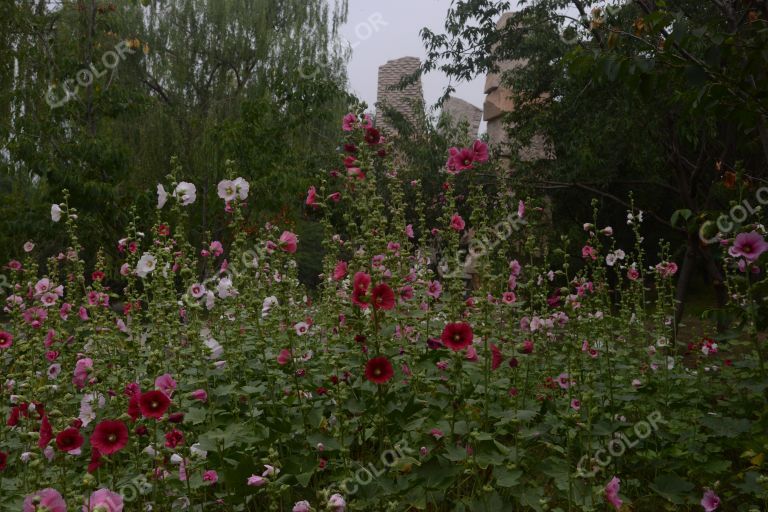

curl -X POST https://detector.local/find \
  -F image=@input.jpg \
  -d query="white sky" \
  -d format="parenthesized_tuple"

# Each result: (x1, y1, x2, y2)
(340, 0, 488, 115)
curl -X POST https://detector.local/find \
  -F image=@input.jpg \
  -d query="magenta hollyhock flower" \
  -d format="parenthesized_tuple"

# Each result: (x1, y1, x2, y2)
(328, 493, 346, 511)
(700, 489, 720, 511)
(426, 280, 442, 299)
(351, 271, 371, 308)
(581, 245, 598, 260)
(278, 231, 298, 254)
(556, 373, 574, 389)
(450, 214, 466, 232)
(190, 389, 208, 402)
(0, 330, 12, 350)
(277, 349, 292, 366)
(154, 373, 177, 397)
(604, 476, 622, 510)
(293, 501, 311, 512)
(472, 139, 489, 163)
(332, 261, 348, 281)
(23, 488, 67, 512)
(327, 192, 342, 202)
(449, 147, 475, 172)
(570, 399, 581, 411)
(83, 488, 124, 511)
(203, 470, 219, 484)
(306, 186, 318, 208)
(729, 231, 768, 261)
(441, 322, 473, 351)
(73, 358, 94, 389)
(342, 113, 356, 131)
(22, 307, 48, 329)
(247, 474, 267, 486)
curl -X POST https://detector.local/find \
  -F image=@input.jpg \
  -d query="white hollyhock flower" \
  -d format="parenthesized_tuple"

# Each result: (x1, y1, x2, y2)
(136, 253, 157, 278)
(294, 322, 309, 336)
(189, 283, 206, 298)
(261, 296, 278, 318)
(605, 253, 617, 267)
(51, 204, 63, 222)
(216, 277, 237, 298)
(234, 177, 250, 200)
(217, 179, 237, 201)
(157, 184, 168, 209)
(174, 182, 197, 206)
(190, 443, 207, 458)
(614, 249, 626, 260)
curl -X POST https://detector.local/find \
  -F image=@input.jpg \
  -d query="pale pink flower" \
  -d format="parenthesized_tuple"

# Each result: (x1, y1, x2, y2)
(23, 241, 35, 253)
(502, 292, 516, 304)
(570, 399, 581, 411)
(23, 488, 67, 512)
(155, 373, 177, 397)
(73, 358, 93, 389)
(426, 280, 442, 299)
(83, 488, 124, 511)
(293, 501, 311, 512)
(729, 231, 768, 261)
(23, 307, 48, 329)
(294, 322, 309, 336)
(405, 224, 414, 238)
(556, 373, 574, 389)
(247, 474, 267, 486)
(328, 494, 346, 511)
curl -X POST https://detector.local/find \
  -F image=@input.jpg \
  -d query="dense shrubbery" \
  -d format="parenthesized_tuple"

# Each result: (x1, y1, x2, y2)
(0, 113, 767, 511)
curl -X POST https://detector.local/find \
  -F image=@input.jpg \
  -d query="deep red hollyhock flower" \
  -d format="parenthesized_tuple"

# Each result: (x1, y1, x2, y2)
(520, 340, 534, 354)
(354, 334, 366, 343)
(165, 429, 184, 448)
(364, 356, 394, 384)
(70, 418, 83, 429)
(135, 425, 149, 436)
(490, 343, 503, 370)
(127, 393, 141, 421)
(7, 406, 20, 427)
(351, 272, 371, 308)
(364, 127, 381, 145)
(0, 451, 7, 471)
(343, 143, 357, 154)
(38, 415, 53, 448)
(371, 283, 395, 310)
(91, 271, 105, 281)
(168, 412, 185, 423)
(508, 357, 519, 368)
(87, 447, 102, 473)
(91, 420, 129, 455)
(441, 322, 474, 351)
(55, 427, 84, 453)
(139, 390, 171, 420)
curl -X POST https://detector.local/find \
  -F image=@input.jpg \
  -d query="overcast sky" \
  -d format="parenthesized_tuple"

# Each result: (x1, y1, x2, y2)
(339, 0, 490, 115)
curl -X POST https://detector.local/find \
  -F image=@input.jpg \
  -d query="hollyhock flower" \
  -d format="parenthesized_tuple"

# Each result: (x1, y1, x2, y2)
(293, 501, 311, 512)
(277, 349, 292, 365)
(23, 241, 35, 252)
(426, 280, 442, 299)
(51, 204, 64, 222)
(23, 488, 67, 512)
(233, 177, 249, 200)
(520, 340, 534, 354)
(327, 192, 341, 202)
(556, 373, 574, 389)
(371, 283, 395, 310)
(135, 253, 157, 278)
(47, 363, 61, 381)
(441, 322, 473, 351)
(262, 296, 278, 318)
(155, 373, 177, 397)
(84, 488, 124, 511)
(278, 231, 298, 253)
(729, 231, 768, 261)
(364, 127, 381, 145)
(465, 345, 478, 361)
(0, 450, 6, 471)
(157, 184, 168, 209)
(73, 358, 93, 389)
(491, 343, 503, 370)
(294, 322, 310, 335)
(627, 267, 640, 281)
(203, 470, 218, 484)
(91, 420, 128, 455)
(405, 224, 415, 238)
(39, 415, 53, 448)
(701, 489, 720, 511)
(165, 429, 184, 448)
(472, 139, 489, 163)
(450, 214, 466, 231)
(173, 181, 197, 205)
(342, 113, 356, 131)
(351, 271, 371, 308)
(247, 474, 267, 486)
(209, 241, 224, 257)
(217, 179, 237, 201)
(139, 390, 171, 419)
(571, 399, 581, 411)
(655, 262, 678, 278)
(0, 331, 12, 350)
(509, 259, 522, 276)
(328, 494, 346, 511)
(55, 427, 84, 453)
(501, 292, 516, 304)
(399, 285, 414, 301)
(78, 306, 89, 321)
(332, 261, 347, 281)
(604, 476, 622, 510)
(449, 147, 475, 172)
(606, 253, 617, 266)
(581, 245, 598, 260)
(189, 283, 206, 299)
(306, 186, 318, 207)
(23, 307, 48, 329)
(365, 356, 394, 384)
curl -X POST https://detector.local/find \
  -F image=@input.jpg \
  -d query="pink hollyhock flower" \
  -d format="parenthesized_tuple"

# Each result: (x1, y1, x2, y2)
(327, 192, 341, 202)
(78, 307, 89, 321)
(502, 292, 516, 304)
(604, 476, 622, 510)
(581, 245, 598, 260)
(518, 200, 525, 218)
(332, 261, 348, 281)
(472, 140, 489, 163)
(399, 286, 414, 301)
(351, 271, 371, 308)
(247, 474, 267, 486)
(627, 267, 640, 281)
(278, 231, 298, 254)
(203, 470, 218, 484)
(34, 278, 51, 296)
(701, 489, 720, 511)
(342, 113, 356, 131)
(655, 262, 678, 278)
(277, 349, 292, 366)
(449, 147, 475, 172)
(190, 389, 208, 402)
(73, 358, 94, 389)
(465, 345, 478, 361)
(405, 224, 414, 238)
(83, 488, 124, 511)
(7, 259, 22, 270)
(155, 373, 177, 397)
(293, 501, 311, 512)
(0, 331, 12, 350)
(23, 488, 67, 512)
(426, 280, 442, 299)
(450, 214, 465, 231)
(209, 241, 224, 257)
(571, 399, 581, 410)
(729, 231, 768, 261)
(328, 493, 346, 511)
(509, 259, 522, 276)
(23, 307, 48, 329)
(556, 373, 574, 389)
(306, 186, 318, 208)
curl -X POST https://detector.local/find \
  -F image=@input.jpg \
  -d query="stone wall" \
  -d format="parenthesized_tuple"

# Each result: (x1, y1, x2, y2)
(441, 97, 482, 139)
(376, 56, 424, 134)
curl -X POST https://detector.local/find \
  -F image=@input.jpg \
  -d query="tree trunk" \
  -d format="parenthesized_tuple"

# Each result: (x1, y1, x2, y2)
(674, 232, 698, 328)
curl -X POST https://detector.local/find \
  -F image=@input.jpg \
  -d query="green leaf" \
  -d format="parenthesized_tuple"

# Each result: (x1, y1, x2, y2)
(650, 474, 694, 504)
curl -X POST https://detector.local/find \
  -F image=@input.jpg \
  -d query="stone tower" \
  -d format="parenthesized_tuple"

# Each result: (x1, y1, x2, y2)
(376, 56, 424, 134)
(441, 97, 483, 139)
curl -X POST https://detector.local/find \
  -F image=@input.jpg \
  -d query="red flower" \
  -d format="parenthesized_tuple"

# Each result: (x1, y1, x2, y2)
(165, 429, 184, 448)
(87, 447, 102, 473)
(138, 390, 171, 420)
(490, 343, 503, 370)
(441, 322, 474, 351)
(371, 283, 395, 310)
(91, 271, 105, 281)
(0, 451, 7, 472)
(91, 420, 129, 455)
(364, 356, 394, 384)
(127, 393, 141, 421)
(38, 415, 53, 449)
(351, 271, 371, 308)
(364, 127, 381, 145)
(55, 427, 84, 453)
